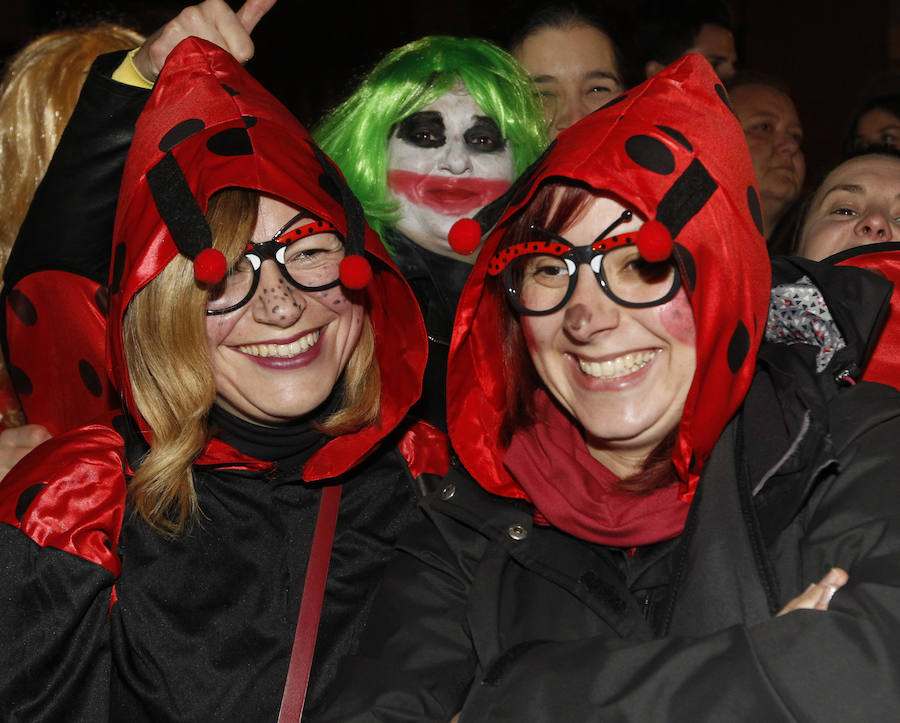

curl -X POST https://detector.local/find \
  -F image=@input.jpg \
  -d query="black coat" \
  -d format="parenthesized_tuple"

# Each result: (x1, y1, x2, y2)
(317, 259, 900, 721)
(0, 409, 426, 721)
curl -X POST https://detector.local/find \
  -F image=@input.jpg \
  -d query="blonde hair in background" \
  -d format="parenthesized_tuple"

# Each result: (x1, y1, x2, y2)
(124, 189, 381, 536)
(0, 23, 144, 270)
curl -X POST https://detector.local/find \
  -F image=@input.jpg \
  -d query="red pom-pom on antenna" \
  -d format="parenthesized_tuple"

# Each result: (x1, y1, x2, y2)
(194, 248, 227, 284)
(636, 220, 673, 262)
(448, 218, 483, 256)
(339, 254, 372, 289)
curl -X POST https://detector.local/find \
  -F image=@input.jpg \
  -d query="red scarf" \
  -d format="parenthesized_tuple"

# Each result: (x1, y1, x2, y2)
(503, 391, 690, 547)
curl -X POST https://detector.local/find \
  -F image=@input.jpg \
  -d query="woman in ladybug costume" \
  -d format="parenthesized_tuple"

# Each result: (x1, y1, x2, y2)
(317, 56, 900, 721)
(0, 38, 441, 721)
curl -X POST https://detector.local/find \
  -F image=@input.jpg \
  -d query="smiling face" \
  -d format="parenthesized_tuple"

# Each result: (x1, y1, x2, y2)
(206, 195, 365, 425)
(519, 194, 696, 477)
(513, 23, 622, 138)
(730, 83, 805, 232)
(798, 154, 900, 261)
(386, 83, 515, 260)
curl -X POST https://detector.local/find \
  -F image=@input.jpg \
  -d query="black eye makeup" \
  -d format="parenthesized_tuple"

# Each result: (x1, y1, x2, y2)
(396, 111, 445, 148)
(395, 111, 507, 153)
(464, 116, 505, 153)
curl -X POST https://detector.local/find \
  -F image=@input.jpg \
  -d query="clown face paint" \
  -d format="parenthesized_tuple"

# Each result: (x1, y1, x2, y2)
(206, 196, 365, 425)
(387, 83, 515, 260)
(520, 194, 696, 478)
(799, 154, 900, 260)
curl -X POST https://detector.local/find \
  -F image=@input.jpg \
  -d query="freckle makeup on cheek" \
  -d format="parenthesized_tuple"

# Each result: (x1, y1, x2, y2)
(387, 170, 511, 216)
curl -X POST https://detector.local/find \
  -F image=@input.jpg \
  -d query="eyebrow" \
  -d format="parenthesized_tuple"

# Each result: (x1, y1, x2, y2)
(822, 183, 864, 198)
(401, 111, 442, 124)
(471, 115, 501, 127)
(532, 70, 620, 84)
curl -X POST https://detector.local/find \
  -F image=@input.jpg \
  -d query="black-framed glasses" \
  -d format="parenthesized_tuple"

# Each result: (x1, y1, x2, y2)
(206, 212, 345, 316)
(488, 213, 680, 316)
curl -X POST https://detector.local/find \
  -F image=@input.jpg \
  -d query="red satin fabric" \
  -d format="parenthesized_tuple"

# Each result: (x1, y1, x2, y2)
(398, 420, 451, 480)
(448, 55, 770, 517)
(835, 246, 900, 389)
(0, 423, 126, 574)
(110, 39, 432, 481)
(5, 270, 115, 435)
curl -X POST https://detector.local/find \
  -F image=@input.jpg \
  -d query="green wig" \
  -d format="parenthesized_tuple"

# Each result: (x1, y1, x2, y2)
(313, 36, 548, 240)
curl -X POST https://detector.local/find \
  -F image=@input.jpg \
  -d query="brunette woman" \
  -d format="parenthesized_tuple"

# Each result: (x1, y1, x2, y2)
(319, 55, 900, 721)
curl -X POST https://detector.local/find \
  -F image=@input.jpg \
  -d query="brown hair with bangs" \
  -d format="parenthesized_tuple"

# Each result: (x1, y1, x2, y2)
(495, 182, 679, 493)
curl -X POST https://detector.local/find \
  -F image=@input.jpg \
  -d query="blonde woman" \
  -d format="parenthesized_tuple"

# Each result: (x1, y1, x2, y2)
(0, 38, 438, 721)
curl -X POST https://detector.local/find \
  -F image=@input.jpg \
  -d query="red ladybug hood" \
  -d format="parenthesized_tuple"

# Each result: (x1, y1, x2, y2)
(448, 55, 771, 501)
(109, 38, 427, 479)
(830, 242, 900, 389)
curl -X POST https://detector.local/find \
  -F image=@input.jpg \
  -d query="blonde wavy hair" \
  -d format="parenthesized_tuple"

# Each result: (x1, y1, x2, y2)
(0, 23, 144, 270)
(124, 189, 380, 537)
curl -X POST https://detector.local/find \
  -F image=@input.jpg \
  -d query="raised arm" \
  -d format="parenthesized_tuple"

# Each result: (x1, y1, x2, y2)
(1, 0, 276, 442)
(134, 0, 277, 81)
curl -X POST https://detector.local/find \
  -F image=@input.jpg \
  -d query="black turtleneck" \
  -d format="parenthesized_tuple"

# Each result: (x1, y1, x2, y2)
(207, 403, 329, 469)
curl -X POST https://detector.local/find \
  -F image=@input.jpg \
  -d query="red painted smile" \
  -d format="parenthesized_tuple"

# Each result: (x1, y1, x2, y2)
(388, 170, 510, 216)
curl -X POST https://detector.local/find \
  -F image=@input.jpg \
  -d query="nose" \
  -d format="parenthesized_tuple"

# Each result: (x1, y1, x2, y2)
(552, 93, 580, 136)
(854, 211, 893, 243)
(251, 260, 305, 326)
(563, 268, 620, 342)
(776, 131, 800, 156)
(438, 138, 473, 175)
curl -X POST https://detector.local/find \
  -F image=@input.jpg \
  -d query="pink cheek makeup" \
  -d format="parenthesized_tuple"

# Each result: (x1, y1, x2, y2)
(658, 294, 696, 346)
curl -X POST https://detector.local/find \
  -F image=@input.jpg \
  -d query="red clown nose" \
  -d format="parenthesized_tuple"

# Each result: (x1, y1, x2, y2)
(339, 254, 372, 289)
(635, 220, 673, 262)
(448, 218, 483, 256)
(193, 248, 228, 284)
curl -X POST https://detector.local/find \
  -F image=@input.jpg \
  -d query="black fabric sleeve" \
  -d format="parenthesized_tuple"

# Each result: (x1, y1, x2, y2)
(457, 408, 900, 721)
(0, 524, 115, 722)
(1, 51, 150, 364)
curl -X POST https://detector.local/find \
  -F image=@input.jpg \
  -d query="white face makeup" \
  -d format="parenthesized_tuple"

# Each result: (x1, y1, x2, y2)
(386, 83, 515, 261)
(520, 194, 696, 478)
(514, 23, 622, 138)
(206, 196, 365, 426)
(799, 155, 900, 261)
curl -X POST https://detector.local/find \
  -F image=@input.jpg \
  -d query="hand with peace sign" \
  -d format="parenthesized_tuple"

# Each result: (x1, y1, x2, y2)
(134, 0, 276, 82)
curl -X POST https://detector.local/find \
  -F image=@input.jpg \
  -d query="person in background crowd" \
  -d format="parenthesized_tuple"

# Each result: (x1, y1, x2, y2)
(796, 149, 900, 390)
(0, 22, 144, 450)
(638, 0, 737, 81)
(509, 4, 626, 138)
(728, 73, 805, 250)
(0, 23, 145, 270)
(314, 36, 546, 427)
(845, 91, 900, 153)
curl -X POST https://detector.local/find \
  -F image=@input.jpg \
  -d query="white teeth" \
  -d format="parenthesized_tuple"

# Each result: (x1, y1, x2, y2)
(578, 349, 659, 379)
(238, 330, 321, 358)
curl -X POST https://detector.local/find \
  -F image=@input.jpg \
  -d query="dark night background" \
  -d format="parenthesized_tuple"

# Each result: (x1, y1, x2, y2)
(2, 0, 899, 186)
